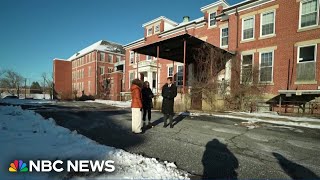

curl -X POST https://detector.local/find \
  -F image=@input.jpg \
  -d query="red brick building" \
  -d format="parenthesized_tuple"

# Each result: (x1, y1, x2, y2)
(53, 40, 125, 100)
(54, 0, 320, 108)
(123, 0, 320, 102)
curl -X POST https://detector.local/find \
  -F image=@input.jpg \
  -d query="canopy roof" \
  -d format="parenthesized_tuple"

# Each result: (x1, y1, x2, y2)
(132, 33, 233, 63)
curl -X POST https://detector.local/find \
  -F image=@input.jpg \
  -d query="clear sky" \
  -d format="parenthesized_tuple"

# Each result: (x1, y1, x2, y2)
(0, 0, 241, 84)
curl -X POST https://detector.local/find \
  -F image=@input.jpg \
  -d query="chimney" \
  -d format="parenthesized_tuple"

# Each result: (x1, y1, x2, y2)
(182, 16, 190, 23)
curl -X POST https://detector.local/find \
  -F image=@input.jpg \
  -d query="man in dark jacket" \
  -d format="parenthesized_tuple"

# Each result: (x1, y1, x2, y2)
(161, 77, 177, 128)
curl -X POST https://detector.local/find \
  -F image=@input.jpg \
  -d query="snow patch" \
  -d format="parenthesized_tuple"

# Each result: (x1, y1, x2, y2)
(86, 100, 131, 108)
(0, 106, 189, 179)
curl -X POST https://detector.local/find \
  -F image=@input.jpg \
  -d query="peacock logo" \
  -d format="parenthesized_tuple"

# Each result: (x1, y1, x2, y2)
(9, 160, 28, 172)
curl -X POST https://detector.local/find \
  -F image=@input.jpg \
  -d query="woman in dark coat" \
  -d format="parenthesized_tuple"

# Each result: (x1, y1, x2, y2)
(141, 81, 154, 128)
(161, 77, 177, 128)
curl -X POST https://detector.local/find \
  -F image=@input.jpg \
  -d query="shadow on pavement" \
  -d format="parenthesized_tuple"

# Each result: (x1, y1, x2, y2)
(151, 114, 188, 128)
(273, 152, 319, 179)
(39, 109, 145, 150)
(202, 139, 238, 179)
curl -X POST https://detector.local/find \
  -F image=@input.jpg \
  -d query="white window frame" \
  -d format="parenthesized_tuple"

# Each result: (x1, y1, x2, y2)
(259, 50, 274, 83)
(240, 53, 254, 84)
(176, 65, 184, 86)
(99, 66, 105, 75)
(242, 16, 255, 41)
(129, 72, 135, 88)
(147, 27, 153, 36)
(220, 27, 229, 48)
(154, 24, 160, 34)
(116, 56, 121, 62)
(260, 10, 276, 37)
(146, 55, 152, 61)
(100, 52, 105, 62)
(297, 44, 317, 63)
(108, 67, 113, 74)
(130, 51, 134, 64)
(108, 54, 113, 63)
(88, 81, 91, 93)
(88, 66, 91, 77)
(168, 66, 173, 77)
(208, 12, 217, 27)
(299, 0, 319, 29)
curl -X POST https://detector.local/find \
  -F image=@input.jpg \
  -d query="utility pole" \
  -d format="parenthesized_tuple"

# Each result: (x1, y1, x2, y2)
(43, 76, 46, 99)
(24, 78, 27, 99)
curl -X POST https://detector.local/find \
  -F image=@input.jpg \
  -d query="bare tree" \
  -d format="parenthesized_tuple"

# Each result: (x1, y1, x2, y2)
(41, 72, 54, 100)
(225, 56, 266, 112)
(191, 44, 232, 111)
(0, 70, 24, 96)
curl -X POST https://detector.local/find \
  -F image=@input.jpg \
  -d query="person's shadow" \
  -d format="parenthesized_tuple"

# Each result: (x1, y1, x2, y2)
(151, 114, 187, 128)
(202, 139, 238, 179)
(273, 152, 319, 179)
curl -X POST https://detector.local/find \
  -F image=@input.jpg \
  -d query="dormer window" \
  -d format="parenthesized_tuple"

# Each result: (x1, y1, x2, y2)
(209, 12, 217, 27)
(147, 27, 153, 36)
(154, 24, 160, 33)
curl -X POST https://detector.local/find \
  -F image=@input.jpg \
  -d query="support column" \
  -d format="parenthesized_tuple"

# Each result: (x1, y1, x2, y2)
(157, 46, 160, 94)
(147, 71, 153, 88)
(183, 39, 186, 94)
(135, 52, 138, 79)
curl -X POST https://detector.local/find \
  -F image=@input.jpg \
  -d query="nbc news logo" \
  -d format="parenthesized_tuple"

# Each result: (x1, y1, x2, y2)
(9, 160, 28, 172)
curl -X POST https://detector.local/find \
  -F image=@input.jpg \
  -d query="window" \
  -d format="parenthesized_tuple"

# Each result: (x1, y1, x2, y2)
(88, 81, 91, 93)
(300, 0, 319, 28)
(129, 72, 135, 87)
(108, 54, 113, 63)
(88, 54, 91, 62)
(241, 54, 253, 84)
(135, 53, 140, 62)
(209, 12, 217, 27)
(88, 66, 91, 77)
(116, 56, 121, 62)
(261, 11, 275, 36)
(297, 45, 317, 81)
(108, 68, 113, 73)
(130, 51, 134, 64)
(298, 45, 316, 63)
(100, 53, 105, 61)
(259, 51, 274, 83)
(147, 27, 153, 36)
(146, 55, 152, 61)
(99, 67, 105, 75)
(177, 66, 183, 86)
(220, 27, 229, 47)
(242, 16, 255, 40)
(154, 24, 160, 33)
(168, 66, 173, 77)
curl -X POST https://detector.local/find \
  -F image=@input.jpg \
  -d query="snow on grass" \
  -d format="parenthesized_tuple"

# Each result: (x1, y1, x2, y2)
(180, 112, 320, 129)
(0, 98, 54, 106)
(86, 100, 131, 108)
(0, 106, 189, 180)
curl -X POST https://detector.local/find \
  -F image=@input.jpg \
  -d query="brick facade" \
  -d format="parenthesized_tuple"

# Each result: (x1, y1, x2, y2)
(124, 0, 320, 97)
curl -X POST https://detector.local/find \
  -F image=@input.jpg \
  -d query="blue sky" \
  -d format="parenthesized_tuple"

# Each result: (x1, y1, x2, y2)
(0, 0, 241, 83)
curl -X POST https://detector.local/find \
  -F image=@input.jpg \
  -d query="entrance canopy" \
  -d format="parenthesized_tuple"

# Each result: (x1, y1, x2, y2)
(132, 33, 233, 63)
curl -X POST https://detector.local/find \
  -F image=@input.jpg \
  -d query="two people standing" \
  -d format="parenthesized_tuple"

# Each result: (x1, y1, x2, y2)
(130, 79, 154, 134)
(130, 77, 177, 133)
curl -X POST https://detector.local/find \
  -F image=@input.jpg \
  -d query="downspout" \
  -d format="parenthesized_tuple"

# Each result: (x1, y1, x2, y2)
(235, 7, 239, 50)
(95, 50, 98, 95)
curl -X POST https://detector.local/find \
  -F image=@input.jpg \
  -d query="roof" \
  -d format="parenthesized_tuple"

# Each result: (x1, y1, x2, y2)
(67, 40, 125, 61)
(200, 0, 230, 12)
(132, 33, 234, 63)
(123, 38, 145, 48)
(142, 16, 178, 28)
